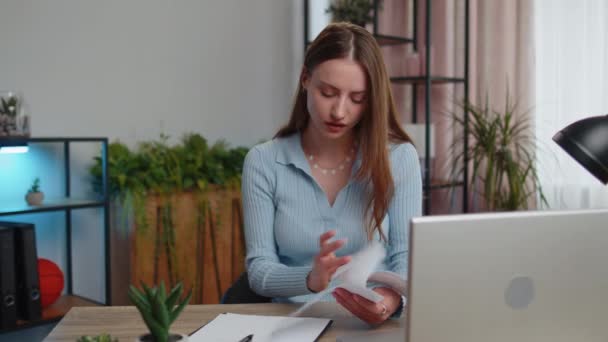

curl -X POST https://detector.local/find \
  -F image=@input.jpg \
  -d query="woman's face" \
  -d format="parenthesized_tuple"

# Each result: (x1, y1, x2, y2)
(302, 58, 368, 140)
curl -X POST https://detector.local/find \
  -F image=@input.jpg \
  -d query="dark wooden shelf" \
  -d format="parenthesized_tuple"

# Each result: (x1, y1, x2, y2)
(424, 179, 465, 191)
(374, 33, 414, 46)
(0, 198, 106, 216)
(306, 33, 413, 49)
(390, 76, 466, 85)
(0, 137, 107, 143)
(1, 295, 102, 333)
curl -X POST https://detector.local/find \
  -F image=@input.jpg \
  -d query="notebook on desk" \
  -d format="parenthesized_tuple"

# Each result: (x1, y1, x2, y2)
(189, 312, 332, 342)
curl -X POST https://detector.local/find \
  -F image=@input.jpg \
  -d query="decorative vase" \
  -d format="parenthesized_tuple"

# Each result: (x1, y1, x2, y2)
(135, 333, 189, 342)
(26, 192, 44, 206)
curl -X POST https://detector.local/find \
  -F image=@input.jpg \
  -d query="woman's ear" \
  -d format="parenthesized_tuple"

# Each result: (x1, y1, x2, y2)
(300, 67, 310, 90)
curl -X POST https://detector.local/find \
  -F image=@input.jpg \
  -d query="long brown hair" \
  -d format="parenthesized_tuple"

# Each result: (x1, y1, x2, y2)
(276, 22, 412, 240)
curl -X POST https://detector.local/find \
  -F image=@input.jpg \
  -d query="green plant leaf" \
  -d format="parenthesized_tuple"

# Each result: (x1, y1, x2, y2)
(152, 289, 170, 329)
(128, 285, 150, 312)
(169, 289, 192, 324)
(165, 282, 183, 310)
(158, 281, 166, 303)
(139, 305, 167, 342)
(141, 282, 158, 303)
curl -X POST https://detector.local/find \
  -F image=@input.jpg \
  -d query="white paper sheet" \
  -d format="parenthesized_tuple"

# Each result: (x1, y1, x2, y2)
(189, 313, 332, 342)
(291, 240, 407, 317)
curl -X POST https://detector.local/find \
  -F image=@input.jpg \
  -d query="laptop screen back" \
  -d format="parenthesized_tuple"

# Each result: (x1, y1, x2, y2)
(407, 209, 608, 342)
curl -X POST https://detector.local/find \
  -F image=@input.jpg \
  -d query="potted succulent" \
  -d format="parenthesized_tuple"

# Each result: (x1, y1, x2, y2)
(26, 177, 44, 206)
(76, 334, 119, 342)
(325, 0, 382, 27)
(128, 282, 192, 342)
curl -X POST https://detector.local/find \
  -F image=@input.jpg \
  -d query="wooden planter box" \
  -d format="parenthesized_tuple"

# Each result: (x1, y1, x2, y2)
(111, 188, 245, 305)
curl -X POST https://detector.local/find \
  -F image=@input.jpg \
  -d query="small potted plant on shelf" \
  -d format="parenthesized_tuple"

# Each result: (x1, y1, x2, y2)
(325, 0, 382, 27)
(26, 177, 44, 206)
(76, 333, 119, 342)
(128, 281, 192, 342)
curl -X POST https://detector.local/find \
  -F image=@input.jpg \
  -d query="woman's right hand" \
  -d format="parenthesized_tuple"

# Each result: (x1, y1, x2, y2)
(307, 230, 351, 293)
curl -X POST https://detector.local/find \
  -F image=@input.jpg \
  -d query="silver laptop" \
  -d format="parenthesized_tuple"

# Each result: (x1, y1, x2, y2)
(407, 209, 608, 342)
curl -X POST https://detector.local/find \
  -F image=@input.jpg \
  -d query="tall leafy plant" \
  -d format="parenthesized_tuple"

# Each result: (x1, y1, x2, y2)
(89, 133, 248, 215)
(90, 140, 149, 235)
(89, 133, 249, 291)
(326, 0, 382, 27)
(449, 93, 548, 211)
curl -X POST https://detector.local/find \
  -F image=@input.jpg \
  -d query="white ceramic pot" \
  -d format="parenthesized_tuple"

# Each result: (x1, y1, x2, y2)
(25, 192, 44, 206)
(135, 333, 188, 342)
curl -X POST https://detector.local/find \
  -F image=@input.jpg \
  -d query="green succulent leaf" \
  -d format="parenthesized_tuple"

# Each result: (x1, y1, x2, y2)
(165, 282, 183, 310)
(128, 285, 150, 312)
(139, 307, 167, 341)
(170, 289, 192, 324)
(158, 281, 166, 303)
(152, 290, 170, 329)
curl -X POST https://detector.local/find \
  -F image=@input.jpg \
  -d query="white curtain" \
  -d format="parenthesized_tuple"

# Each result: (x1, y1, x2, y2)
(534, 0, 608, 209)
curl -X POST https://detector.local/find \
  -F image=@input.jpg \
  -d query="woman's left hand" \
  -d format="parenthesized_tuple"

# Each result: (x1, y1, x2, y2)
(332, 286, 402, 325)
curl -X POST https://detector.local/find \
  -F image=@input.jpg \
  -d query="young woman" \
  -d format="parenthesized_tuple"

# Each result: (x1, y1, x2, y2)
(241, 22, 422, 325)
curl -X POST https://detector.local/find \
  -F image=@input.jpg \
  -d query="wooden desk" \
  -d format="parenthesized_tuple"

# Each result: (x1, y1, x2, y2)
(45, 303, 404, 341)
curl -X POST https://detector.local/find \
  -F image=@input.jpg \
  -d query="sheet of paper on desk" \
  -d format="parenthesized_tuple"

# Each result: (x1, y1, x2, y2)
(189, 313, 332, 342)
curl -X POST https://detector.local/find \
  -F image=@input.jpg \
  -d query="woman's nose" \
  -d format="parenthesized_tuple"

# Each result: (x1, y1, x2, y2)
(331, 98, 348, 120)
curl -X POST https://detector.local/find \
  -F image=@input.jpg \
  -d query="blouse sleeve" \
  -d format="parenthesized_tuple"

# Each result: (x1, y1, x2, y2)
(241, 146, 313, 298)
(385, 143, 423, 277)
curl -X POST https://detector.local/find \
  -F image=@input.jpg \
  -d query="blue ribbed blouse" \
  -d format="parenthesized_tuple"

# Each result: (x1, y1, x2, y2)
(241, 132, 422, 303)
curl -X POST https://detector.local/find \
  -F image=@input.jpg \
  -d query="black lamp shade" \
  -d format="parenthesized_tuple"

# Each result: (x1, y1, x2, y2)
(552, 115, 608, 185)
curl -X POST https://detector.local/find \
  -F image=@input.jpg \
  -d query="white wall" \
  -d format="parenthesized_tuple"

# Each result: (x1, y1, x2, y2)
(0, 0, 304, 303)
(0, 0, 302, 147)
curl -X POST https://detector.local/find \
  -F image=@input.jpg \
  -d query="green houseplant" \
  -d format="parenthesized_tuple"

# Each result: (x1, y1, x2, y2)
(128, 281, 192, 342)
(326, 0, 382, 27)
(89, 133, 249, 304)
(89, 133, 248, 235)
(0, 94, 19, 118)
(25, 177, 44, 206)
(449, 93, 548, 211)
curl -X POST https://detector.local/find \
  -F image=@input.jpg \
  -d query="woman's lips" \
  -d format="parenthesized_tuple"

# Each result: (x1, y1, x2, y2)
(325, 122, 346, 132)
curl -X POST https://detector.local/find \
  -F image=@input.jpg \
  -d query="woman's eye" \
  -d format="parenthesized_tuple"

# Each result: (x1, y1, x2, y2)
(351, 96, 365, 104)
(321, 90, 336, 98)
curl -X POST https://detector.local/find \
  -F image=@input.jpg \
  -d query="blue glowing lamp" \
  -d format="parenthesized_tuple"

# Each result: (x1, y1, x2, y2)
(0, 138, 29, 154)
